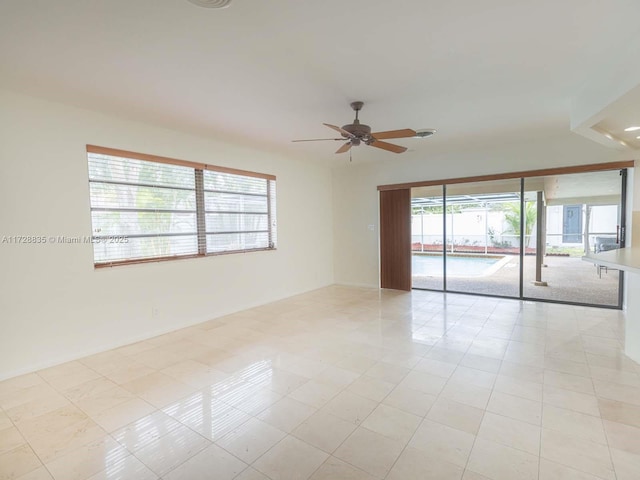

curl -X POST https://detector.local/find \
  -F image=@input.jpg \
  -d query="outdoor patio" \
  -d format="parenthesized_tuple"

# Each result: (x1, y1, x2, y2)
(412, 254, 620, 306)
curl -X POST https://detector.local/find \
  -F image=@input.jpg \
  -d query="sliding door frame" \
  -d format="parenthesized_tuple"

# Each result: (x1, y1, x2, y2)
(380, 161, 634, 309)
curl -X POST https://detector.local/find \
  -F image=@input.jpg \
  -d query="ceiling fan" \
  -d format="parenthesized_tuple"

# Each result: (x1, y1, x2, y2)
(293, 101, 417, 154)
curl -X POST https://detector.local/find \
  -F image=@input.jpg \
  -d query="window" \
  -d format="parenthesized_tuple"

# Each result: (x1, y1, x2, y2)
(87, 145, 276, 267)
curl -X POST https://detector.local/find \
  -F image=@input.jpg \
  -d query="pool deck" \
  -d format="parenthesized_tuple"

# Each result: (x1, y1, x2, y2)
(412, 254, 620, 306)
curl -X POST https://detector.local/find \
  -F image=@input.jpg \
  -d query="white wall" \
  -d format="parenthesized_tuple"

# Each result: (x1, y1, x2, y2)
(0, 90, 334, 380)
(333, 135, 625, 287)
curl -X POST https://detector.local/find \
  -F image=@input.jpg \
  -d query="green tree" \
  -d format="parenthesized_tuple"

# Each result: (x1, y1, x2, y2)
(503, 201, 537, 247)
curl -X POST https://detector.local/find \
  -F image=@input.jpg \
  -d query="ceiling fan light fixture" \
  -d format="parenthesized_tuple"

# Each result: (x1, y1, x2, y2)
(187, 0, 232, 8)
(414, 129, 436, 138)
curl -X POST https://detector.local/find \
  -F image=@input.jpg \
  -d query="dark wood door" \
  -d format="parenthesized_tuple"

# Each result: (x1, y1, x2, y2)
(380, 189, 411, 291)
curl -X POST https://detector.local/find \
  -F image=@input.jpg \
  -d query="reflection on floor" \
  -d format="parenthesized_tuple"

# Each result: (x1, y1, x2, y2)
(0, 285, 638, 480)
(413, 255, 619, 306)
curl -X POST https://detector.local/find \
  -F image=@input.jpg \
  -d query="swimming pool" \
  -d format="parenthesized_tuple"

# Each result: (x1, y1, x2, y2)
(412, 253, 507, 277)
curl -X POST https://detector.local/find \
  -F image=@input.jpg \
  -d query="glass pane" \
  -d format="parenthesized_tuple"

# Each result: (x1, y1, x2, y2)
(411, 185, 445, 290)
(206, 213, 268, 232)
(88, 153, 195, 189)
(444, 179, 522, 297)
(203, 170, 267, 195)
(91, 211, 197, 236)
(93, 235, 198, 263)
(207, 232, 270, 253)
(90, 183, 196, 211)
(204, 192, 268, 213)
(522, 170, 622, 306)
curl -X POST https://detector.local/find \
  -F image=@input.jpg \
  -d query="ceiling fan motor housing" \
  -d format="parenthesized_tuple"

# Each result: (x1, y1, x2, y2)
(341, 122, 372, 140)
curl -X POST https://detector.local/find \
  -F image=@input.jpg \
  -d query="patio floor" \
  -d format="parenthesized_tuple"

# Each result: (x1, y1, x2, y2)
(412, 255, 620, 307)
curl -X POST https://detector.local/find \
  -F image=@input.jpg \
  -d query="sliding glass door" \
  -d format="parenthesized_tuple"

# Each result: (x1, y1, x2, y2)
(409, 168, 626, 308)
(522, 170, 624, 306)
(411, 186, 445, 291)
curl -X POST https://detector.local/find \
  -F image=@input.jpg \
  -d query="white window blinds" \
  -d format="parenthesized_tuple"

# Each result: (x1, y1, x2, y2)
(87, 146, 277, 267)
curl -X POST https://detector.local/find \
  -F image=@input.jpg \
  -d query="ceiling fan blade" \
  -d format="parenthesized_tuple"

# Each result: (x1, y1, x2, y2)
(370, 140, 407, 154)
(371, 129, 417, 140)
(292, 138, 344, 142)
(323, 123, 355, 138)
(335, 142, 352, 154)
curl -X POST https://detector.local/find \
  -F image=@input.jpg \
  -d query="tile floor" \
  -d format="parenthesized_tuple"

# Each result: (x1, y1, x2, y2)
(1, 285, 640, 480)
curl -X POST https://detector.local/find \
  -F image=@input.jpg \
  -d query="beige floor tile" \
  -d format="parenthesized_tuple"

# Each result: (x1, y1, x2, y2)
(543, 385, 600, 417)
(382, 385, 436, 417)
(309, 456, 376, 480)
(364, 362, 409, 384)
(427, 397, 485, 434)
(45, 436, 128, 480)
(459, 354, 503, 374)
(3, 287, 636, 480)
(233, 386, 282, 416)
(253, 435, 328, 480)
(216, 418, 286, 463)
(0, 412, 11, 432)
(162, 391, 251, 441)
(256, 396, 316, 433)
(320, 391, 377, 425)
(361, 404, 421, 443)
(461, 471, 492, 480)
(589, 366, 640, 388)
(86, 454, 157, 480)
(538, 458, 604, 480)
(478, 412, 540, 455)
(334, 426, 405, 478)
(544, 370, 595, 394)
(409, 418, 475, 467)
(0, 426, 26, 456)
(449, 366, 496, 389)
(38, 362, 102, 391)
(499, 362, 544, 384)
(398, 370, 447, 396)
(292, 411, 356, 453)
(1, 383, 64, 413)
(288, 380, 343, 409)
(542, 404, 606, 444)
(493, 374, 543, 402)
(162, 444, 246, 480)
(387, 446, 464, 480)
(103, 362, 156, 386)
(598, 398, 640, 429)
(131, 425, 210, 477)
(112, 411, 183, 451)
(15, 466, 55, 480)
(61, 378, 119, 404)
(245, 367, 309, 395)
(74, 386, 137, 417)
(467, 437, 539, 480)
(540, 428, 615, 480)
(440, 381, 492, 410)
(0, 374, 45, 398)
(0, 444, 42, 480)
(91, 398, 156, 432)
(234, 467, 270, 480)
(593, 380, 640, 407)
(487, 391, 542, 425)
(312, 366, 359, 388)
(346, 376, 395, 402)
(609, 447, 640, 480)
(413, 358, 457, 378)
(602, 419, 640, 456)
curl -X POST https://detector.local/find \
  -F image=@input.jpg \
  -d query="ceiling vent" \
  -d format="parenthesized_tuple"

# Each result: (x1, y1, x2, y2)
(187, 0, 232, 8)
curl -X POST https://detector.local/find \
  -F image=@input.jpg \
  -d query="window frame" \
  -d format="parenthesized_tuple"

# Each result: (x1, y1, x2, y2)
(86, 145, 277, 268)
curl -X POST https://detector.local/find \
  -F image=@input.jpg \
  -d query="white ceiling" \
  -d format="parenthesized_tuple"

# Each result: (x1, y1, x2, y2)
(2, 0, 640, 164)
